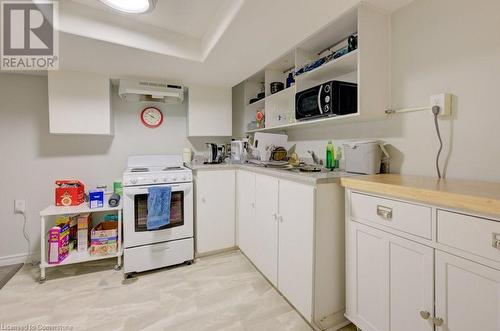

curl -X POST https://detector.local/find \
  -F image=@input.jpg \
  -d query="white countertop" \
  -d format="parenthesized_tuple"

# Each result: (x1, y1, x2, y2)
(187, 163, 359, 185)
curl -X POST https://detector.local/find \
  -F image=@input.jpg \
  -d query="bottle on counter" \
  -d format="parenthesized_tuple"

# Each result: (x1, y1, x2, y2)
(326, 141, 334, 170)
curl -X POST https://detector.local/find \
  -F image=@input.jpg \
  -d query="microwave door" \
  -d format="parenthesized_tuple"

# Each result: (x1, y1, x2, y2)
(296, 88, 320, 119)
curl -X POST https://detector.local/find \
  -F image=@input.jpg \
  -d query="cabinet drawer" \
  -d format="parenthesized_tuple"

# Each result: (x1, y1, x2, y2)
(437, 210, 500, 263)
(350, 193, 432, 239)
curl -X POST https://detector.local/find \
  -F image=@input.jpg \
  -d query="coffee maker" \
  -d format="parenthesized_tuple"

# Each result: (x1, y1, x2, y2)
(205, 143, 226, 164)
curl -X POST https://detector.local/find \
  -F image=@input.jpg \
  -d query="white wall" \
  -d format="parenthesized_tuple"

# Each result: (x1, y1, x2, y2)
(282, 0, 500, 182)
(0, 73, 227, 265)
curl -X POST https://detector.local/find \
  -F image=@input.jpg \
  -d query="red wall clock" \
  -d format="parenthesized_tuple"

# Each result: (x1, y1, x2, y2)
(140, 107, 163, 128)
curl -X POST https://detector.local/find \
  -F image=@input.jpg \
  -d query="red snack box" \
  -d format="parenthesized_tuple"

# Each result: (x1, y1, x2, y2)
(55, 180, 85, 206)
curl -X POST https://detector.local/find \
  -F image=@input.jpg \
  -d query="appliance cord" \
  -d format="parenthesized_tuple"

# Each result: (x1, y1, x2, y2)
(21, 212, 32, 265)
(432, 106, 443, 179)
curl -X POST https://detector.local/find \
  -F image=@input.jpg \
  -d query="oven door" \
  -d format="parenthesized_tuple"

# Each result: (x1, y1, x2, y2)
(295, 85, 322, 120)
(123, 182, 193, 248)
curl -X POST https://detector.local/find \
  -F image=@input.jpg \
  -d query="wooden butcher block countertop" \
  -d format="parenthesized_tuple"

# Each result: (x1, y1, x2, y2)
(341, 174, 500, 217)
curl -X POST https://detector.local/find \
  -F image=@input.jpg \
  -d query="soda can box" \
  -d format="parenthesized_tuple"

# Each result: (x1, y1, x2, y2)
(89, 190, 104, 209)
(55, 180, 85, 206)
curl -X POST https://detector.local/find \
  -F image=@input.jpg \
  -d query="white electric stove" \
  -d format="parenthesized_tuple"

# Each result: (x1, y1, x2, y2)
(122, 155, 194, 275)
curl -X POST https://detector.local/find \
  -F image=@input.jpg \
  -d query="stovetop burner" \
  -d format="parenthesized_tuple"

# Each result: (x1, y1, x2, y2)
(131, 167, 149, 173)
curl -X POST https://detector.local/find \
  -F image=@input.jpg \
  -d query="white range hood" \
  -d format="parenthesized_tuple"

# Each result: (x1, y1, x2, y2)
(118, 79, 184, 104)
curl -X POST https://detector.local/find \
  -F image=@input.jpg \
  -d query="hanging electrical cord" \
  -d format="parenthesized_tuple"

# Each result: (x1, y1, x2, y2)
(21, 212, 32, 265)
(432, 105, 443, 179)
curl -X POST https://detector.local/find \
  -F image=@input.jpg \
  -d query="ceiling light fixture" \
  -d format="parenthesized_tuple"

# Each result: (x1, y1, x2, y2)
(99, 0, 157, 14)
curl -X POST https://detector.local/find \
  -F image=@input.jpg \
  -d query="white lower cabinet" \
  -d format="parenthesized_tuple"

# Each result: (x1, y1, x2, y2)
(278, 180, 315, 319)
(254, 174, 279, 286)
(236, 170, 346, 330)
(435, 251, 500, 331)
(346, 190, 500, 331)
(348, 222, 433, 331)
(194, 169, 235, 254)
(236, 170, 256, 259)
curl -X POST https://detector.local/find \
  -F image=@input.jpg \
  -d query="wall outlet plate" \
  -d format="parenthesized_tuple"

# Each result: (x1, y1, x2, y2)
(430, 93, 452, 117)
(14, 199, 25, 214)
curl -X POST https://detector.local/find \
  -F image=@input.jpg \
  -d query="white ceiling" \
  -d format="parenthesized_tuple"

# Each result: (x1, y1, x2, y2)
(55, 0, 414, 87)
(70, 0, 234, 39)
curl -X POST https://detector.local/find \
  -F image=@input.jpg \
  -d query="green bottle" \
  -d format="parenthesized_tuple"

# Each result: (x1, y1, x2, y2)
(326, 141, 334, 170)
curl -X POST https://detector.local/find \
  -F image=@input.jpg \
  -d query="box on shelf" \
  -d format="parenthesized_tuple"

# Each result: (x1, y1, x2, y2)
(47, 223, 70, 264)
(55, 180, 85, 206)
(90, 221, 117, 256)
(89, 189, 104, 209)
(77, 213, 91, 253)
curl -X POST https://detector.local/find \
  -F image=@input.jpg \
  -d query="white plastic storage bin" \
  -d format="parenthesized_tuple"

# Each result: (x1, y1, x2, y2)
(343, 140, 389, 174)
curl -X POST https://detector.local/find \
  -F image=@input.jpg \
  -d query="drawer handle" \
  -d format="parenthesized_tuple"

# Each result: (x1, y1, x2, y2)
(493, 233, 500, 249)
(377, 205, 393, 220)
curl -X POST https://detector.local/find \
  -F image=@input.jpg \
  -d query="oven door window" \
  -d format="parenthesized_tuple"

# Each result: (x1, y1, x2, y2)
(134, 191, 184, 232)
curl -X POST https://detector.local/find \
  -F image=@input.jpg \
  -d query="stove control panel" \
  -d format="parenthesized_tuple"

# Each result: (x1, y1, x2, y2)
(123, 171, 192, 186)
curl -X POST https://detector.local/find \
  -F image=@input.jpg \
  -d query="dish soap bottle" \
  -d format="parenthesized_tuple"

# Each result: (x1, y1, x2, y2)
(326, 141, 334, 170)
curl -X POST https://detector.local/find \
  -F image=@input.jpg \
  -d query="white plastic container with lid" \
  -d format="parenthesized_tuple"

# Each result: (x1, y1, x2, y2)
(343, 140, 389, 174)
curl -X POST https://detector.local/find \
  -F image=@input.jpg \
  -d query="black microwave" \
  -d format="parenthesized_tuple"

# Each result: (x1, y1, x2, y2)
(295, 80, 357, 121)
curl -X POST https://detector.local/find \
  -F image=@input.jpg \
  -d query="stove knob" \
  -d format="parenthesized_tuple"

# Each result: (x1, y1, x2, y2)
(130, 179, 138, 184)
(172, 176, 178, 181)
(162, 177, 168, 182)
(153, 178, 157, 183)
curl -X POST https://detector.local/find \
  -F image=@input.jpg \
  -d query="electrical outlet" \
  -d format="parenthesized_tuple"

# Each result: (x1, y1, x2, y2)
(430, 93, 452, 117)
(14, 199, 26, 214)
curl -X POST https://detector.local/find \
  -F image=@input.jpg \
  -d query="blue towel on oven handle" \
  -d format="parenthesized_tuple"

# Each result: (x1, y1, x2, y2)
(147, 186, 172, 230)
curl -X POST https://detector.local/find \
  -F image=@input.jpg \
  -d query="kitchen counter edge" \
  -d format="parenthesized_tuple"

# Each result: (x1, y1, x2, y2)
(187, 163, 357, 185)
(340, 174, 500, 217)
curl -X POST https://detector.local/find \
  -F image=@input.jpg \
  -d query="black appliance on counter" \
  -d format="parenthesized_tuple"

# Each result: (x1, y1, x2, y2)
(295, 80, 357, 121)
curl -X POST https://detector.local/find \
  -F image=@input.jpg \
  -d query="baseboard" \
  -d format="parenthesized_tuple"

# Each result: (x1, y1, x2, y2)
(0, 252, 39, 266)
(195, 246, 239, 258)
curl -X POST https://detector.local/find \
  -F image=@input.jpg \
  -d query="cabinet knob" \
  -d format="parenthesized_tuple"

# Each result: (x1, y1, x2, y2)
(419, 311, 430, 320)
(433, 317, 444, 326)
(376, 205, 393, 220)
(272, 213, 277, 220)
(201, 197, 206, 203)
(251, 202, 255, 208)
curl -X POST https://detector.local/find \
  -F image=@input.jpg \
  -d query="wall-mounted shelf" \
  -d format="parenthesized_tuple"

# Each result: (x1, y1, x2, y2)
(294, 50, 358, 83)
(246, 113, 359, 133)
(246, 98, 265, 111)
(232, 4, 390, 137)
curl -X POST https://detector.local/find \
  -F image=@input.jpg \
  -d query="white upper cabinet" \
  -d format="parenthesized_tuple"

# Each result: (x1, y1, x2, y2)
(188, 85, 232, 137)
(48, 71, 112, 135)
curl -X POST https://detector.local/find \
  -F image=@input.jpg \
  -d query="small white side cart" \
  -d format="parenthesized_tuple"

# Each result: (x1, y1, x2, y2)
(39, 199, 122, 283)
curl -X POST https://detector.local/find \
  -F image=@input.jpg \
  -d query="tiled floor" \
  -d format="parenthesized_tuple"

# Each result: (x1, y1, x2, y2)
(0, 251, 355, 330)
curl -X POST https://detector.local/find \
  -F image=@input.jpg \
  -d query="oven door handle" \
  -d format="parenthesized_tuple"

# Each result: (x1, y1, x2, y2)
(124, 185, 188, 197)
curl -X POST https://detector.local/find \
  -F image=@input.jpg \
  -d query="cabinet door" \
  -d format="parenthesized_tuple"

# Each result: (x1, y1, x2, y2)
(254, 174, 279, 286)
(435, 251, 500, 331)
(188, 85, 232, 137)
(278, 180, 315, 321)
(195, 170, 235, 254)
(347, 222, 434, 331)
(48, 71, 111, 135)
(236, 170, 256, 259)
